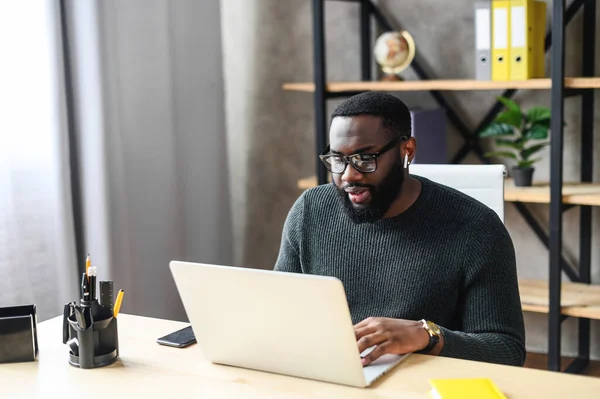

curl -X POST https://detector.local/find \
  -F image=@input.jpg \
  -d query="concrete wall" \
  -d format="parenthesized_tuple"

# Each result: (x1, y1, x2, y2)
(221, 0, 600, 358)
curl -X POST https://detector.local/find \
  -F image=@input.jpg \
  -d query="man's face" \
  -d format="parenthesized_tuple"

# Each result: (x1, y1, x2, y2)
(328, 115, 405, 224)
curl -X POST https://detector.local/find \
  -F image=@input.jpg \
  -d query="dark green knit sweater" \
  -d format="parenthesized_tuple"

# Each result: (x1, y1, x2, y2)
(274, 175, 526, 366)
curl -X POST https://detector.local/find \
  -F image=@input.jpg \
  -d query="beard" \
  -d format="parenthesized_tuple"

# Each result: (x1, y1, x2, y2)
(335, 160, 405, 224)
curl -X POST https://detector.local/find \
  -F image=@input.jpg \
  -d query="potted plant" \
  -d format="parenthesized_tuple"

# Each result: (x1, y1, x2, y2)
(479, 96, 552, 187)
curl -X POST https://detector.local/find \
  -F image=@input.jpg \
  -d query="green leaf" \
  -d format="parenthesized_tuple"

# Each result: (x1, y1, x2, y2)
(514, 136, 528, 149)
(495, 110, 522, 128)
(533, 118, 551, 129)
(525, 123, 549, 140)
(496, 96, 522, 114)
(484, 151, 518, 160)
(518, 158, 541, 168)
(521, 143, 549, 159)
(533, 119, 567, 128)
(526, 106, 551, 124)
(479, 123, 515, 137)
(495, 138, 519, 148)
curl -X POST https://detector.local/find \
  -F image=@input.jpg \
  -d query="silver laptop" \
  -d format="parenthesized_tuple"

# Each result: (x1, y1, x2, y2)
(169, 261, 409, 388)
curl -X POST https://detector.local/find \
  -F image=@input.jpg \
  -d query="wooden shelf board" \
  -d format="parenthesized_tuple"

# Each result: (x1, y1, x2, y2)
(504, 179, 600, 206)
(298, 176, 600, 207)
(519, 279, 600, 320)
(283, 77, 600, 92)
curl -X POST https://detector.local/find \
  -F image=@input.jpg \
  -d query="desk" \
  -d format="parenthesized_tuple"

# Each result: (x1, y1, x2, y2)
(1, 314, 599, 398)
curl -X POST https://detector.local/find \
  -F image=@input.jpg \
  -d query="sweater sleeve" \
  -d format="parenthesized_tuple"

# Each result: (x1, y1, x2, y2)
(438, 209, 526, 366)
(273, 192, 305, 273)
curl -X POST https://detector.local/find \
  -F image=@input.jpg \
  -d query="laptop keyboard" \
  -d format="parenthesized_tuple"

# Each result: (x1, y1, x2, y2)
(360, 345, 376, 358)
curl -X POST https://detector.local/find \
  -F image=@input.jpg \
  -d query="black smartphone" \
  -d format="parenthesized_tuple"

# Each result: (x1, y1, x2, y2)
(156, 325, 196, 348)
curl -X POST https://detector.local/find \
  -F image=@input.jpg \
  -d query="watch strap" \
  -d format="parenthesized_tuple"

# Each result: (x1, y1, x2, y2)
(416, 319, 440, 354)
(418, 333, 439, 354)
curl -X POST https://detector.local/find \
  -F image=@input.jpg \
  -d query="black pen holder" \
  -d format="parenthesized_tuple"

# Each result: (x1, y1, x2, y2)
(63, 299, 119, 369)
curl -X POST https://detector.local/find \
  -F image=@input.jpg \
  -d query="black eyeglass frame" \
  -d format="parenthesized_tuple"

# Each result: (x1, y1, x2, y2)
(318, 135, 408, 174)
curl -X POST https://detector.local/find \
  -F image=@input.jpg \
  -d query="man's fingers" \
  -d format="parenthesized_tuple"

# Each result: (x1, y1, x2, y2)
(353, 318, 371, 329)
(361, 342, 391, 366)
(357, 332, 385, 354)
(354, 325, 376, 340)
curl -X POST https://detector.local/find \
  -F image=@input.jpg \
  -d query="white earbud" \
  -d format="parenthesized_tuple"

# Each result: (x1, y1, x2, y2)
(404, 153, 409, 169)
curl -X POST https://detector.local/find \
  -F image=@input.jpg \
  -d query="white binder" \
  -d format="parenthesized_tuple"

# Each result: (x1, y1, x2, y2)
(475, 1, 492, 80)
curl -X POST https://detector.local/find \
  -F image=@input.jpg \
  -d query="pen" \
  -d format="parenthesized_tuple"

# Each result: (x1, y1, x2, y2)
(88, 266, 97, 300)
(92, 267, 97, 299)
(81, 272, 89, 301)
(113, 289, 124, 317)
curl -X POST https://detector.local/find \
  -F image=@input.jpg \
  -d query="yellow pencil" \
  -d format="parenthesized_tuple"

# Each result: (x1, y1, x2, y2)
(85, 254, 91, 282)
(114, 289, 124, 317)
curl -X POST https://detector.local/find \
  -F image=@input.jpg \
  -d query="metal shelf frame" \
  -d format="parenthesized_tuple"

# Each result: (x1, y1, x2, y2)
(310, 0, 596, 373)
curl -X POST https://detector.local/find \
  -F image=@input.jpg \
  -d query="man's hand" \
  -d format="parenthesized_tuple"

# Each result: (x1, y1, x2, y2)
(354, 317, 443, 366)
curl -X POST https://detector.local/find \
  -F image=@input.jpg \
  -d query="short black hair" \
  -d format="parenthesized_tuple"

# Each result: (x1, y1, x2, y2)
(330, 91, 411, 139)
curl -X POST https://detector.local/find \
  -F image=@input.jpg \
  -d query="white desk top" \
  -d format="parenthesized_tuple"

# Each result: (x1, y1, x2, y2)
(1, 314, 599, 398)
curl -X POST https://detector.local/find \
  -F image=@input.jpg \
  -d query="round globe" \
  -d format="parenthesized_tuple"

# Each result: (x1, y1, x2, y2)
(373, 31, 416, 79)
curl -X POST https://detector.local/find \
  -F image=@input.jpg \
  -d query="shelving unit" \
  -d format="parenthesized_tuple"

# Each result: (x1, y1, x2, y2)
(284, 0, 598, 374)
(283, 77, 600, 92)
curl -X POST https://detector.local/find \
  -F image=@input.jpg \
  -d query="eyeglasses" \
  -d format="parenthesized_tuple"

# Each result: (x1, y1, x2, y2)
(319, 136, 407, 174)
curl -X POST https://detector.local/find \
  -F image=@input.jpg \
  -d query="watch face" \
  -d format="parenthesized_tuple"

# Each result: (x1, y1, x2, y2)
(427, 321, 441, 336)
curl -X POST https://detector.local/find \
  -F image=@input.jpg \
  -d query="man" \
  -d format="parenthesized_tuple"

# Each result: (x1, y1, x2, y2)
(274, 91, 526, 367)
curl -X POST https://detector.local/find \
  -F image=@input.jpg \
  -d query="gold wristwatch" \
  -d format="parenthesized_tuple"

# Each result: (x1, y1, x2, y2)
(418, 319, 441, 354)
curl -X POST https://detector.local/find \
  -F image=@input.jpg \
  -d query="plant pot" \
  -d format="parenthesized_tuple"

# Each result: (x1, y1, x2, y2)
(512, 166, 534, 187)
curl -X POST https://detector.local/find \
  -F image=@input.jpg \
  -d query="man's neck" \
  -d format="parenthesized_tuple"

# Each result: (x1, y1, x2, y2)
(382, 175, 422, 218)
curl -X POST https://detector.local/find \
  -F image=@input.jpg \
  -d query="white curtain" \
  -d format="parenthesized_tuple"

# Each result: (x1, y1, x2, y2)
(66, 0, 233, 321)
(0, 0, 233, 324)
(0, 1, 79, 321)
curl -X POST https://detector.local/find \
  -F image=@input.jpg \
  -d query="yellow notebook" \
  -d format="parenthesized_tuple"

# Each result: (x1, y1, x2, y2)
(429, 378, 507, 399)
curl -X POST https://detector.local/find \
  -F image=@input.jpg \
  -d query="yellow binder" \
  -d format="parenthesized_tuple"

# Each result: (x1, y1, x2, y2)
(509, 0, 547, 80)
(429, 378, 507, 399)
(491, 0, 511, 81)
